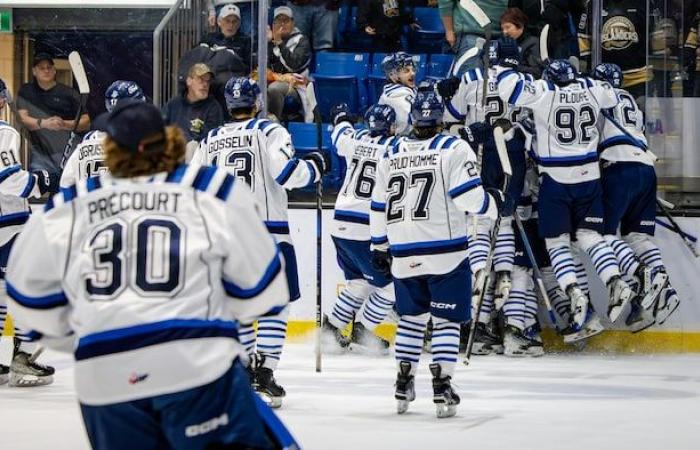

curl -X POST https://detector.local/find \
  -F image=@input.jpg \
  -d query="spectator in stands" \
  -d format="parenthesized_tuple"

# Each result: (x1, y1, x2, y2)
(683, 8, 700, 97)
(288, 0, 340, 52)
(208, 0, 258, 37)
(357, 0, 421, 52)
(507, 0, 544, 36)
(500, 7, 541, 78)
(163, 63, 224, 142)
(16, 52, 90, 178)
(438, 0, 507, 73)
(203, 3, 253, 73)
(267, 6, 312, 122)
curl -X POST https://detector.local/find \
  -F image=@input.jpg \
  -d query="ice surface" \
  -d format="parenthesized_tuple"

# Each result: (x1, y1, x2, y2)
(2, 343, 700, 450)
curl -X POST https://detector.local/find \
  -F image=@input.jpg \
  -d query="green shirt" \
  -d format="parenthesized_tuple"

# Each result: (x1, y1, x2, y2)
(438, 0, 507, 36)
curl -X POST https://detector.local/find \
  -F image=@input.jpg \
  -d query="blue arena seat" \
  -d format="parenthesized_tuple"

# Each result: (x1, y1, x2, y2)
(312, 52, 371, 121)
(409, 7, 446, 54)
(426, 53, 454, 80)
(287, 121, 343, 189)
(337, 7, 374, 52)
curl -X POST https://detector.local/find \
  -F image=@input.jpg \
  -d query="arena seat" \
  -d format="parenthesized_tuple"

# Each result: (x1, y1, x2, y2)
(312, 52, 370, 121)
(408, 7, 445, 54)
(426, 53, 454, 79)
(287, 121, 343, 189)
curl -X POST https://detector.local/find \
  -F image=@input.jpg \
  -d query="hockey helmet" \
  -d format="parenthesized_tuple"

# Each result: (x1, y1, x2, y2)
(104, 80, 146, 113)
(382, 52, 415, 80)
(364, 104, 397, 136)
(224, 76, 260, 110)
(410, 89, 444, 128)
(592, 63, 623, 89)
(542, 59, 577, 86)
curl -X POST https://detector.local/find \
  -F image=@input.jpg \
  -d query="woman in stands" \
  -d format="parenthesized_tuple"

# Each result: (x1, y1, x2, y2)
(500, 7, 542, 78)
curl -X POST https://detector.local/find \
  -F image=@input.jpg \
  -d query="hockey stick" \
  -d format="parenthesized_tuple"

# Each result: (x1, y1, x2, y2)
(539, 24, 550, 64)
(656, 198, 699, 257)
(464, 126, 511, 366)
(306, 82, 323, 372)
(60, 51, 90, 170)
(450, 46, 481, 77)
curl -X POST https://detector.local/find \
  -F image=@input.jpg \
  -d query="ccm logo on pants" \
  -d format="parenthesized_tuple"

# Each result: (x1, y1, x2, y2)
(185, 413, 229, 437)
(431, 302, 456, 310)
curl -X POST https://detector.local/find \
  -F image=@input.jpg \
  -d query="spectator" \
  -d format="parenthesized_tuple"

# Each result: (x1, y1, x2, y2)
(208, 0, 258, 37)
(163, 63, 224, 142)
(500, 7, 541, 77)
(203, 3, 253, 72)
(357, 0, 420, 53)
(288, 0, 340, 52)
(683, 8, 700, 97)
(507, 0, 545, 36)
(438, 0, 508, 74)
(267, 6, 312, 121)
(16, 52, 90, 177)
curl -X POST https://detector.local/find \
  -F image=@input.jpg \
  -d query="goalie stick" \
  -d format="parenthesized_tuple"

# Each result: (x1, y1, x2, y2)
(60, 51, 90, 169)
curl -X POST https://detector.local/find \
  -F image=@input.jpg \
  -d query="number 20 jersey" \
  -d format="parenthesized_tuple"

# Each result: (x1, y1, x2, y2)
(497, 68, 619, 184)
(331, 121, 398, 241)
(193, 118, 316, 243)
(60, 130, 107, 189)
(371, 134, 497, 279)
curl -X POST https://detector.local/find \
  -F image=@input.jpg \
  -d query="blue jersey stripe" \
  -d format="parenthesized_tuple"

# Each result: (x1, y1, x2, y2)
(222, 249, 282, 299)
(86, 176, 102, 192)
(334, 210, 370, 225)
(509, 80, 524, 104)
(0, 165, 20, 184)
(536, 151, 599, 167)
(371, 235, 388, 245)
(192, 165, 217, 192)
(7, 282, 68, 309)
(449, 178, 481, 198)
(370, 201, 386, 211)
(0, 211, 30, 227)
(20, 174, 36, 198)
(215, 174, 235, 201)
(391, 236, 468, 257)
(165, 164, 187, 183)
(275, 159, 299, 185)
(61, 185, 77, 202)
(265, 221, 290, 234)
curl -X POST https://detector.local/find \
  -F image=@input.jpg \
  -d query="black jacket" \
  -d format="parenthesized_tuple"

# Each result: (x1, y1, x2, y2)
(268, 29, 312, 74)
(517, 32, 542, 78)
(203, 32, 253, 72)
(357, 0, 414, 41)
(162, 95, 224, 142)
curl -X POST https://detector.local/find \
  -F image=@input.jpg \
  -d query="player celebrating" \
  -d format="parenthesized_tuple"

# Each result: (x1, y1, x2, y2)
(325, 103, 398, 354)
(371, 90, 504, 418)
(378, 52, 416, 136)
(592, 63, 679, 329)
(60, 80, 146, 188)
(496, 51, 634, 334)
(192, 76, 325, 408)
(5, 101, 299, 449)
(0, 78, 58, 386)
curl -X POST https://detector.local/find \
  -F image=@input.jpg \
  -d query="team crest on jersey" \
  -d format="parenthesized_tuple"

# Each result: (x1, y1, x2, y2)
(602, 16, 639, 50)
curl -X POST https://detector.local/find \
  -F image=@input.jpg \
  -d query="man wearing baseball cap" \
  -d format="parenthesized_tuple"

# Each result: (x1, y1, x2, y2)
(163, 63, 224, 143)
(203, 2, 252, 72)
(16, 51, 90, 179)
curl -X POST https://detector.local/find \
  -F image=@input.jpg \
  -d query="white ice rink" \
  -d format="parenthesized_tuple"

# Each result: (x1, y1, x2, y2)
(3, 342, 700, 450)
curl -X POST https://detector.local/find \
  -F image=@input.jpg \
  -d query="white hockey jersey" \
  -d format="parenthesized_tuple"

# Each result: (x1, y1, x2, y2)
(6, 164, 289, 406)
(444, 67, 531, 126)
(497, 69, 619, 184)
(371, 134, 497, 279)
(60, 130, 108, 188)
(192, 118, 317, 243)
(599, 88, 654, 166)
(378, 83, 415, 136)
(331, 121, 398, 241)
(0, 121, 45, 247)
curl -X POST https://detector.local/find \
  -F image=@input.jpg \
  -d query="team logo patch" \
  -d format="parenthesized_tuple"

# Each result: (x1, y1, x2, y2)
(602, 16, 639, 51)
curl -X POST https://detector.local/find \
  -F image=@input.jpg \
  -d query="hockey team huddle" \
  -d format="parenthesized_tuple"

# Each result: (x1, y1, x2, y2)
(0, 35, 683, 449)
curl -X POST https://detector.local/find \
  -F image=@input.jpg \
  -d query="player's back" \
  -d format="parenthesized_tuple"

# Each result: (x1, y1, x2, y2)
(60, 130, 107, 188)
(0, 121, 32, 245)
(599, 87, 653, 165)
(16, 163, 288, 405)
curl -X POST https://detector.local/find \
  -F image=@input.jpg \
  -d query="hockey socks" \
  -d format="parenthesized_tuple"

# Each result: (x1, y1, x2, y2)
(256, 306, 290, 371)
(358, 287, 395, 331)
(328, 280, 371, 330)
(430, 318, 460, 378)
(394, 314, 428, 374)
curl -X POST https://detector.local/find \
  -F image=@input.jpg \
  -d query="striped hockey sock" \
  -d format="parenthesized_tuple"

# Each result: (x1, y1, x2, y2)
(430, 318, 460, 377)
(395, 314, 429, 375)
(239, 324, 256, 359)
(476, 279, 495, 324)
(328, 280, 371, 330)
(359, 287, 395, 331)
(503, 289, 526, 330)
(543, 267, 570, 321)
(573, 254, 590, 295)
(468, 218, 492, 274)
(626, 233, 664, 271)
(493, 219, 515, 273)
(547, 245, 578, 290)
(605, 235, 640, 279)
(257, 306, 290, 371)
(582, 240, 620, 284)
(523, 287, 539, 330)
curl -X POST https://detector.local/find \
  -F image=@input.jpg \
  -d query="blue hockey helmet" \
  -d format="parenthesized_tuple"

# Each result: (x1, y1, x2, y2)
(592, 63, 623, 88)
(411, 89, 444, 128)
(104, 80, 146, 113)
(364, 104, 397, 136)
(381, 52, 415, 79)
(224, 76, 260, 110)
(542, 59, 577, 86)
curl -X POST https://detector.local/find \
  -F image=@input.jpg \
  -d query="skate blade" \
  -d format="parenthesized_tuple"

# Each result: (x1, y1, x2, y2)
(563, 321, 604, 344)
(348, 342, 390, 356)
(608, 288, 634, 323)
(434, 402, 457, 419)
(504, 348, 528, 358)
(630, 318, 656, 334)
(572, 305, 588, 331)
(640, 272, 669, 310)
(9, 374, 54, 387)
(655, 297, 680, 325)
(257, 392, 283, 409)
(397, 399, 410, 414)
(527, 348, 545, 357)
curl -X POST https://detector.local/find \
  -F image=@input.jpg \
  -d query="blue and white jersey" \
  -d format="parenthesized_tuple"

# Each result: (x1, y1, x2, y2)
(60, 130, 108, 189)
(331, 121, 398, 241)
(444, 67, 531, 126)
(497, 68, 619, 184)
(192, 118, 317, 243)
(6, 164, 289, 406)
(378, 83, 415, 136)
(599, 88, 654, 166)
(0, 121, 44, 247)
(371, 134, 497, 279)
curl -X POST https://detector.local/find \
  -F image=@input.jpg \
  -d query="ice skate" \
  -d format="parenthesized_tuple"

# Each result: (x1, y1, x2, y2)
(565, 283, 588, 331)
(395, 361, 415, 414)
(9, 350, 54, 387)
(430, 363, 459, 419)
(321, 315, 350, 354)
(562, 309, 604, 344)
(522, 325, 545, 357)
(654, 287, 680, 325)
(349, 322, 390, 356)
(635, 266, 668, 310)
(470, 321, 503, 355)
(606, 275, 634, 323)
(0, 365, 8, 386)
(504, 325, 544, 357)
(626, 297, 655, 333)
(253, 354, 285, 408)
(494, 271, 512, 310)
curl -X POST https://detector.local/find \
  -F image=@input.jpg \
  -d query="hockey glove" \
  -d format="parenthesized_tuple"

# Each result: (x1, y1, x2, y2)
(496, 37, 521, 69)
(436, 76, 460, 100)
(459, 122, 492, 147)
(371, 249, 392, 277)
(330, 103, 353, 126)
(33, 170, 59, 195)
(302, 152, 328, 183)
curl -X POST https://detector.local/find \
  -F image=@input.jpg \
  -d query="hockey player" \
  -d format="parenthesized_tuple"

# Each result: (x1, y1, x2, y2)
(60, 80, 146, 188)
(0, 78, 58, 386)
(325, 103, 398, 354)
(377, 52, 416, 136)
(5, 101, 298, 449)
(496, 52, 634, 334)
(592, 63, 679, 329)
(192, 76, 325, 408)
(370, 89, 505, 418)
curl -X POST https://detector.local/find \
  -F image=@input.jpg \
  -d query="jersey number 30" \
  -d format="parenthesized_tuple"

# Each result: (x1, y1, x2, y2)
(85, 217, 185, 299)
